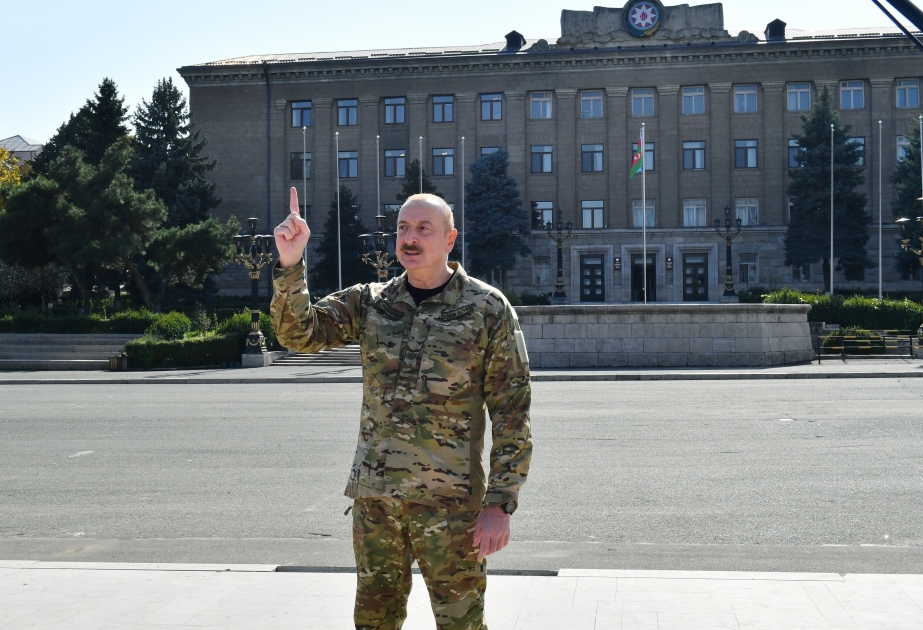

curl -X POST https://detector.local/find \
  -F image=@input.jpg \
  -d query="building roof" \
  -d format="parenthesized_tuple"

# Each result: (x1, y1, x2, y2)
(0, 135, 43, 152)
(181, 26, 916, 70)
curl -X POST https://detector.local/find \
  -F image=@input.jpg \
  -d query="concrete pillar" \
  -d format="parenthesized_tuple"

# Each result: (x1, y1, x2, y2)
(359, 96, 380, 220)
(505, 91, 527, 198)
(708, 83, 732, 211)
(657, 85, 680, 227)
(407, 93, 429, 177)
(606, 87, 629, 228)
(555, 89, 578, 226)
(762, 81, 786, 225)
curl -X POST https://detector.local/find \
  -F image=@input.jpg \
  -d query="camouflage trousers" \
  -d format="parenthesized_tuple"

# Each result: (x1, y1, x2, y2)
(352, 496, 487, 630)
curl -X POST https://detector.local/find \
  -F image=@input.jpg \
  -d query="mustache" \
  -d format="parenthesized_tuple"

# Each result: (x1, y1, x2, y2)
(400, 245, 423, 254)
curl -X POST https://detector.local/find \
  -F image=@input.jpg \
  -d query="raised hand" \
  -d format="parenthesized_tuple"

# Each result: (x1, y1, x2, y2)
(274, 187, 311, 268)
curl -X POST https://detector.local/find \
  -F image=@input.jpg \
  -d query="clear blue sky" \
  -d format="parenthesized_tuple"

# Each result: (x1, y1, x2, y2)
(3, 0, 912, 143)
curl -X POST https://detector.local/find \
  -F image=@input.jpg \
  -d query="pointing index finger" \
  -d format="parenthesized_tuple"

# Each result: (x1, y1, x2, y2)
(289, 187, 299, 216)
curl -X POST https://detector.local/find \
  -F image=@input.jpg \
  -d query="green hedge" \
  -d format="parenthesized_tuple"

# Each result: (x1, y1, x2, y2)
(0, 309, 160, 334)
(764, 290, 923, 331)
(124, 334, 240, 369)
(216, 311, 279, 351)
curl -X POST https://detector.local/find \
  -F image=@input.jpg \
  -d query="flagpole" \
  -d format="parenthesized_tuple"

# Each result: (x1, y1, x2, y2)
(460, 136, 466, 269)
(830, 123, 834, 297)
(302, 126, 308, 268)
(642, 123, 647, 305)
(419, 136, 423, 194)
(878, 120, 883, 300)
(336, 131, 342, 291)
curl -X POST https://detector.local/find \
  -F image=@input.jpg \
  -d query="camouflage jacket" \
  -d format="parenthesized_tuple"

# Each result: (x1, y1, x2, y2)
(270, 261, 532, 510)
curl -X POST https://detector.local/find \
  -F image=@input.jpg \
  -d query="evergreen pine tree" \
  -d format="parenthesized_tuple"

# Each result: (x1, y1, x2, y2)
(890, 117, 923, 280)
(396, 159, 443, 204)
(464, 150, 530, 287)
(784, 86, 871, 291)
(132, 78, 220, 227)
(309, 184, 371, 293)
(32, 78, 129, 174)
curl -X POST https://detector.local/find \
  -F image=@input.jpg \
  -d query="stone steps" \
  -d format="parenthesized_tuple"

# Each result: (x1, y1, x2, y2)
(0, 334, 141, 371)
(272, 344, 360, 367)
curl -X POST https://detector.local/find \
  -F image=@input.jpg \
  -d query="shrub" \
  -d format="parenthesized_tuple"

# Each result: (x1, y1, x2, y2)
(216, 310, 279, 351)
(736, 286, 769, 304)
(145, 311, 192, 341)
(107, 309, 160, 334)
(519, 292, 551, 306)
(125, 334, 240, 369)
(764, 289, 923, 331)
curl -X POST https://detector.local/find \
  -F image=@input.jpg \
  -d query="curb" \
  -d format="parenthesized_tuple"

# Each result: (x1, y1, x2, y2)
(0, 371, 921, 385)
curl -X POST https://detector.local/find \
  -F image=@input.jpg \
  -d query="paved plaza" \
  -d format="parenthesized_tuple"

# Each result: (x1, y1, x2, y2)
(4, 562, 923, 629)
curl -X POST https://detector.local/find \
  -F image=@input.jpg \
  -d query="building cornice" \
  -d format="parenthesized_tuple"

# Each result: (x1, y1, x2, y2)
(178, 41, 923, 88)
(657, 85, 680, 96)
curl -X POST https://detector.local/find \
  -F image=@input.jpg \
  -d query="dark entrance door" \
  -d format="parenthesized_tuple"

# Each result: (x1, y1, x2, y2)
(683, 253, 708, 301)
(580, 256, 605, 302)
(631, 255, 656, 302)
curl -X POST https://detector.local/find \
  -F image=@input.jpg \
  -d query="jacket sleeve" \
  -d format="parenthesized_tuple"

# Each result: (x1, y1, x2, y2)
(270, 261, 366, 353)
(482, 301, 533, 506)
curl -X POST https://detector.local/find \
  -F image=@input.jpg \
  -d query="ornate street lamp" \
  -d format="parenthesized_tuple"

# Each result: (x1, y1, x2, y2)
(896, 215, 923, 343)
(359, 212, 395, 281)
(714, 205, 743, 298)
(545, 210, 573, 304)
(233, 218, 274, 355)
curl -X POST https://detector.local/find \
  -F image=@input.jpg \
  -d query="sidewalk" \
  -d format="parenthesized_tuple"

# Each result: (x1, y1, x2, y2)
(0, 358, 921, 384)
(2, 561, 922, 629)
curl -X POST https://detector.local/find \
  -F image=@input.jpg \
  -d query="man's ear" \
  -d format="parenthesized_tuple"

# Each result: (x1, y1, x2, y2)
(445, 228, 458, 252)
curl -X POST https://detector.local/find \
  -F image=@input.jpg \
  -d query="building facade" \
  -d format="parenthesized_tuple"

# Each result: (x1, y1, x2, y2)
(177, 1, 923, 300)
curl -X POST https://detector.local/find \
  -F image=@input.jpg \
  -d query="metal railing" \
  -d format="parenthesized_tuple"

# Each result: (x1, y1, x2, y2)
(815, 329, 917, 361)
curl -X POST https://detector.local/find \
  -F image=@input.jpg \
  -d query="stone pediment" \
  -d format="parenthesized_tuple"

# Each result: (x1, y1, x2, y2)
(558, 1, 741, 47)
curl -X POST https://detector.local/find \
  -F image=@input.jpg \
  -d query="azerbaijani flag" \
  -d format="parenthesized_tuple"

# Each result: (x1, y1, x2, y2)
(629, 134, 644, 179)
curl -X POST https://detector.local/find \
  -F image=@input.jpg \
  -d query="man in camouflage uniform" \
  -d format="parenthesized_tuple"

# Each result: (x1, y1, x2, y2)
(272, 188, 532, 630)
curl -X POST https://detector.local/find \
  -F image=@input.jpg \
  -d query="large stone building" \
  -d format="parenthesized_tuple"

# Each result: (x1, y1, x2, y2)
(178, 1, 923, 301)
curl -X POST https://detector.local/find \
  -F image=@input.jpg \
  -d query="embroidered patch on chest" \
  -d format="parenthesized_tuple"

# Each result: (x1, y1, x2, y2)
(372, 298, 403, 321)
(437, 304, 476, 321)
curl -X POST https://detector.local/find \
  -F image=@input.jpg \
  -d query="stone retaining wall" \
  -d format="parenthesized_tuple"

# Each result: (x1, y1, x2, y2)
(515, 304, 814, 368)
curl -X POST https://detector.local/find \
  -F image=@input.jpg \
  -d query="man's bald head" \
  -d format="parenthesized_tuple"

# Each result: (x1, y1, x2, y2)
(400, 194, 455, 233)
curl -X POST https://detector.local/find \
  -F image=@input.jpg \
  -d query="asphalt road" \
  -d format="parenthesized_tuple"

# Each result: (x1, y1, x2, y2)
(1, 379, 922, 573)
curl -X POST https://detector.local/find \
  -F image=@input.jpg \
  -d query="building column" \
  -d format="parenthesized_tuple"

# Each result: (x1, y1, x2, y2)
(456, 92, 477, 179)
(708, 83, 732, 213)
(359, 96, 380, 219)
(407, 93, 429, 176)
(505, 91, 527, 199)
(312, 98, 333, 231)
(606, 87, 629, 228)
(762, 81, 786, 226)
(657, 85, 680, 227)
(555, 89, 578, 226)
(870, 78, 895, 216)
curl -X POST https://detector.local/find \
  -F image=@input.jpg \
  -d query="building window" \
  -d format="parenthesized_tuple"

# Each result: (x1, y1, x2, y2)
(481, 147, 501, 156)
(631, 142, 655, 171)
(290, 152, 312, 180)
(481, 93, 503, 120)
(683, 199, 707, 227)
(337, 99, 358, 126)
(292, 101, 312, 127)
(432, 148, 454, 176)
(531, 92, 553, 119)
(532, 201, 553, 230)
(338, 150, 358, 178)
(683, 141, 705, 170)
(788, 140, 803, 168)
(840, 81, 865, 109)
(897, 79, 920, 108)
(739, 253, 758, 284)
(632, 88, 654, 116)
(533, 256, 552, 285)
(682, 86, 705, 115)
(581, 90, 603, 118)
(531, 145, 553, 173)
(735, 140, 758, 168)
(792, 263, 811, 282)
(898, 135, 910, 162)
(736, 198, 759, 226)
(582, 200, 604, 229)
(734, 85, 757, 113)
(433, 95, 454, 122)
(848, 137, 865, 166)
(787, 83, 811, 111)
(581, 144, 604, 172)
(384, 150, 405, 178)
(384, 97, 406, 124)
(632, 200, 655, 228)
